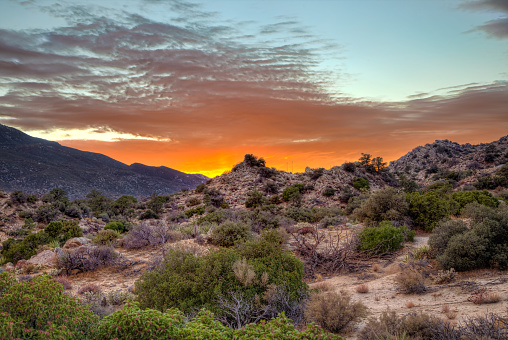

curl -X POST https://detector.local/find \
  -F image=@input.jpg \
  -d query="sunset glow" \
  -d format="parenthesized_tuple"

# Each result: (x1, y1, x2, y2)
(1, 0, 507, 177)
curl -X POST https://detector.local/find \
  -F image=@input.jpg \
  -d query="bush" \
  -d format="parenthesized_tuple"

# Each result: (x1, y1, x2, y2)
(322, 186, 336, 197)
(395, 268, 427, 294)
(104, 221, 127, 233)
(305, 291, 368, 334)
(245, 190, 266, 208)
(282, 184, 304, 203)
(406, 191, 451, 231)
(135, 236, 307, 325)
(451, 190, 499, 214)
(184, 205, 205, 218)
(437, 231, 489, 271)
(34, 204, 60, 223)
(429, 220, 468, 257)
(353, 177, 369, 190)
(195, 183, 207, 193)
(187, 197, 201, 207)
(353, 187, 408, 226)
(58, 246, 117, 274)
(92, 229, 120, 245)
(139, 209, 159, 220)
(210, 221, 251, 247)
(342, 162, 356, 172)
(358, 221, 404, 255)
(0, 273, 99, 339)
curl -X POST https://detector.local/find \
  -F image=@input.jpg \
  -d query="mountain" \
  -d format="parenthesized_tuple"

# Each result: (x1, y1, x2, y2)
(0, 124, 208, 199)
(388, 135, 508, 186)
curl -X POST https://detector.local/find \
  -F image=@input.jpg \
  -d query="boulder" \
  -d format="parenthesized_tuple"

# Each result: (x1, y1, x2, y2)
(63, 237, 91, 249)
(27, 250, 58, 268)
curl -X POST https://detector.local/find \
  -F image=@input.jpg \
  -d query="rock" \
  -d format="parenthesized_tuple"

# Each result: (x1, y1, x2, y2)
(4, 262, 14, 270)
(27, 250, 58, 268)
(54, 247, 64, 258)
(63, 237, 91, 249)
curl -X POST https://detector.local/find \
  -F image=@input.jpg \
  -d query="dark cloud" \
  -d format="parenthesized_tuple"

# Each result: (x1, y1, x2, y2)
(463, 0, 508, 38)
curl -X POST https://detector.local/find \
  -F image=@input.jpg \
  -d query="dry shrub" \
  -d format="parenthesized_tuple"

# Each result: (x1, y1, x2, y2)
(78, 283, 101, 295)
(395, 268, 426, 294)
(54, 275, 72, 290)
(306, 290, 368, 334)
(312, 281, 333, 292)
(406, 301, 415, 308)
(164, 241, 209, 257)
(371, 263, 380, 272)
(57, 246, 117, 275)
(22, 263, 37, 274)
(434, 268, 456, 284)
(356, 284, 369, 294)
(105, 290, 134, 305)
(233, 258, 256, 286)
(467, 288, 501, 305)
(460, 313, 508, 339)
(442, 305, 457, 320)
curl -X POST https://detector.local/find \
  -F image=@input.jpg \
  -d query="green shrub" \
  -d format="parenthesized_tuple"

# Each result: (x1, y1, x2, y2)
(195, 183, 207, 193)
(184, 205, 205, 218)
(44, 221, 63, 238)
(358, 221, 404, 254)
(139, 209, 159, 220)
(245, 190, 266, 208)
(210, 221, 251, 247)
(452, 190, 499, 214)
(342, 162, 356, 172)
(135, 236, 307, 325)
(34, 204, 60, 223)
(406, 191, 451, 231)
(353, 177, 369, 190)
(0, 273, 99, 339)
(428, 220, 468, 257)
(322, 186, 336, 197)
(353, 187, 408, 226)
(93, 229, 120, 245)
(305, 291, 368, 334)
(104, 221, 127, 233)
(282, 184, 304, 203)
(186, 197, 201, 207)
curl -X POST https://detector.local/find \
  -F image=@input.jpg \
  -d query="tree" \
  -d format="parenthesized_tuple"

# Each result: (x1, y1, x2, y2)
(372, 157, 387, 171)
(359, 153, 372, 165)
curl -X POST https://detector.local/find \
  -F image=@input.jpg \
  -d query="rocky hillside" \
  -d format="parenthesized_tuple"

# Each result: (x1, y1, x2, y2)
(191, 155, 397, 209)
(388, 135, 508, 187)
(0, 124, 208, 199)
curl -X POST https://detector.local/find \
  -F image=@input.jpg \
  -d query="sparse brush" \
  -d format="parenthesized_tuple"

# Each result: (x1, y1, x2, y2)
(78, 283, 102, 295)
(434, 268, 456, 284)
(412, 245, 430, 260)
(313, 281, 333, 292)
(467, 288, 501, 304)
(54, 275, 72, 290)
(356, 284, 369, 294)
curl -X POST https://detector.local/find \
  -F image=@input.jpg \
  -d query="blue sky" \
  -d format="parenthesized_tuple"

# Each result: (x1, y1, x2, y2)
(0, 0, 507, 175)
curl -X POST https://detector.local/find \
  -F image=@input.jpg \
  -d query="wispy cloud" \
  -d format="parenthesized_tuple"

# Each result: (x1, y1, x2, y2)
(463, 0, 508, 38)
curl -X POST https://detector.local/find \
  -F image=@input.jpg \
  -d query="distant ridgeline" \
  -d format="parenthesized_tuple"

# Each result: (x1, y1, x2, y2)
(0, 124, 208, 199)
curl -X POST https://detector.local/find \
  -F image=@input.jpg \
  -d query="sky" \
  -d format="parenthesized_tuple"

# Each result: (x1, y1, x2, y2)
(0, 0, 507, 177)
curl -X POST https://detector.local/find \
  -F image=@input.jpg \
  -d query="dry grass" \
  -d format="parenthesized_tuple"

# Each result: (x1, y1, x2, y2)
(313, 281, 333, 292)
(467, 289, 501, 305)
(356, 284, 369, 294)
(78, 283, 102, 295)
(406, 301, 415, 308)
(371, 263, 380, 272)
(395, 268, 426, 294)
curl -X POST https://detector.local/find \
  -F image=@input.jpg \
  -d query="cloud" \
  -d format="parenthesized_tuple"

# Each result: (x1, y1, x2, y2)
(463, 0, 508, 38)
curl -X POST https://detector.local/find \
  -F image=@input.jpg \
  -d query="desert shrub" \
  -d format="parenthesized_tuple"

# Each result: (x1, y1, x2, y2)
(139, 209, 159, 220)
(358, 310, 453, 340)
(308, 168, 325, 180)
(245, 190, 266, 208)
(433, 268, 456, 284)
(146, 194, 170, 214)
(135, 236, 307, 325)
(34, 204, 60, 223)
(44, 220, 63, 238)
(64, 204, 82, 218)
(353, 177, 369, 190)
(54, 275, 72, 290)
(78, 283, 102, 295)
(353, 187, 408, 226)
(305, 290, 368, 334)
(322, 186, 336, 197)
(10, 190, 38, 204)
(86, 190, 113, 217)
(58, 246, 117, 274)
(395, 268, 426, 294)
(282, 184, 304, 203)
(0, 273, 99, 339)
(187, 197, 201, 207)
(122, 222, 158, 249)
(355, 284, 369, 294)
(243, 154, 266, 167)
(437, 231, 489, 271)
(210, 221, 251, 247)
(451, 190, 499, 214)
(203, 188, 225, 208)
(342, 162, 356, 172)
(195, 183, 207, 193)
(412, 245, 430, 260)
(92, 229, 120, 245)
(429, 220, 468, 257)
(358, 221, 404, 255)
(184, 205, 206, 218)
(104, 221, 126, 233)
(112, 195, 137, 216)
(467, 288, 501, 305)
(406, 191, 451, 231)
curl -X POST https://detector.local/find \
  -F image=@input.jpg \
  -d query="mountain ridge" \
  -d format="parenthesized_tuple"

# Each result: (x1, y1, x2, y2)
(0, 124, 208, 199)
